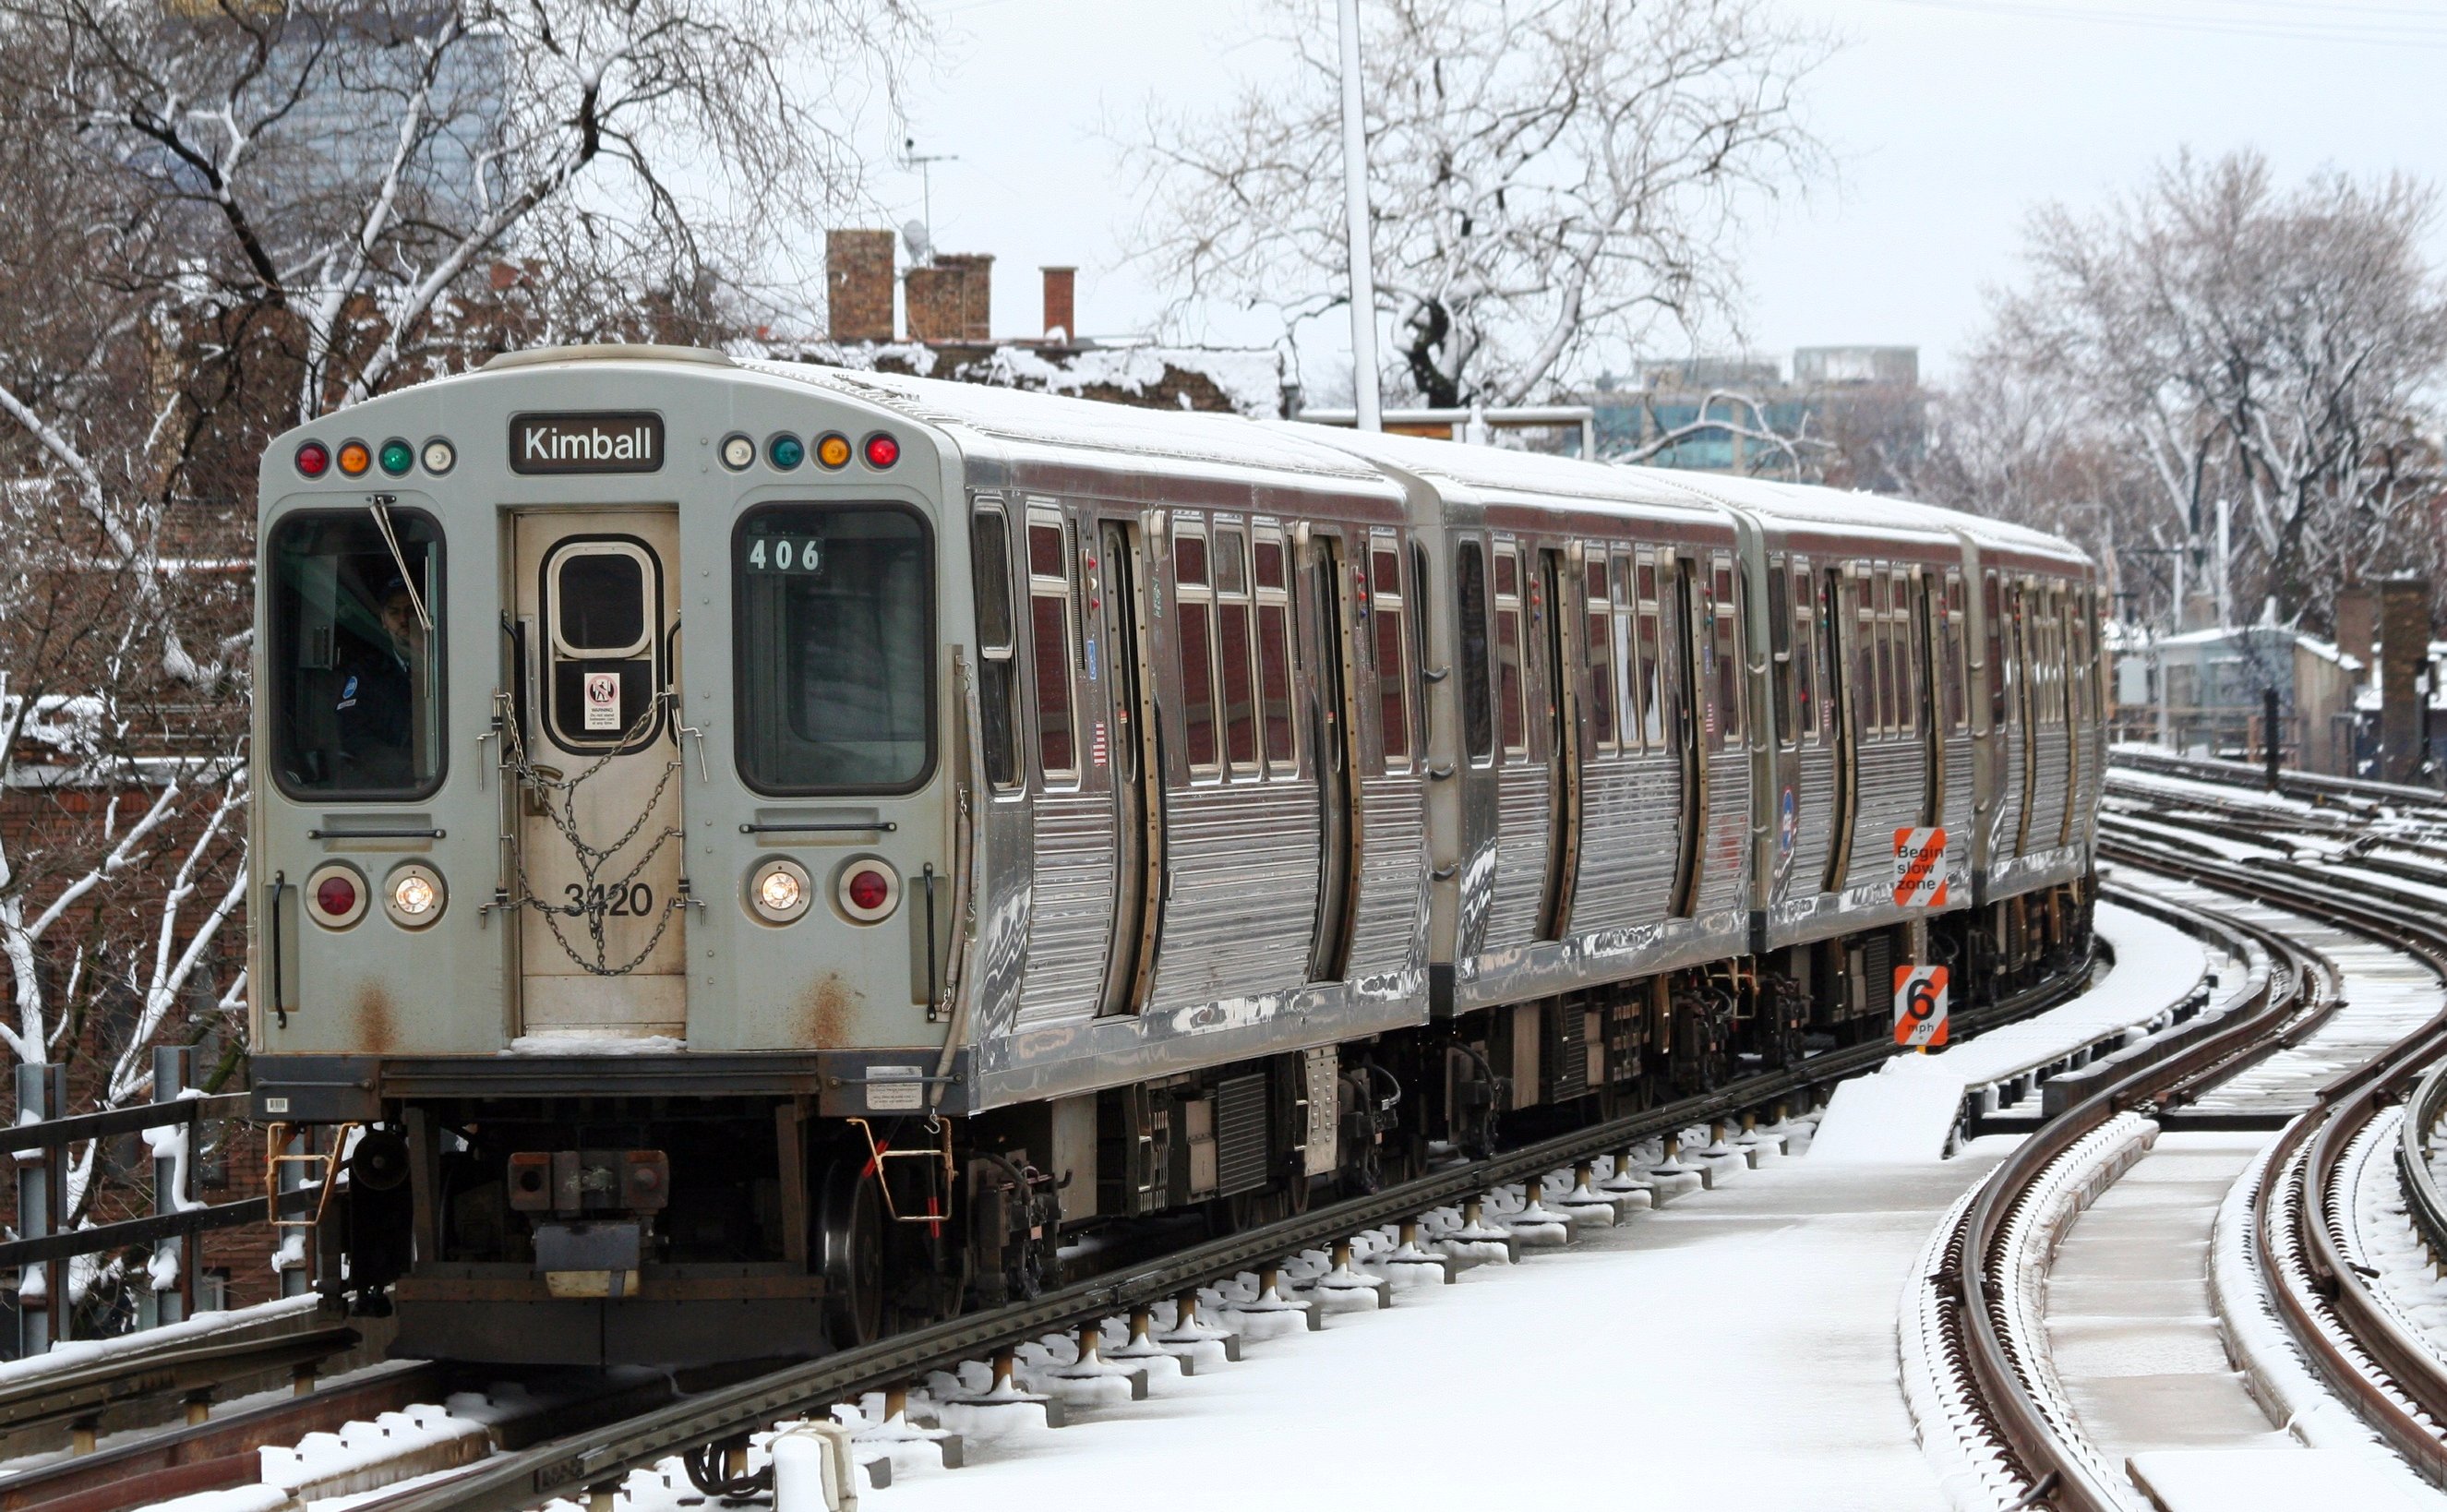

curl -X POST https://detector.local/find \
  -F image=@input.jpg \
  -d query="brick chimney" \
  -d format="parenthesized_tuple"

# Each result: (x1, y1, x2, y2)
(825, 230, 895, 344)
(1041, 267, 1076, 342)
(935, 253, 994, 341)
(904, 266, 962, 342)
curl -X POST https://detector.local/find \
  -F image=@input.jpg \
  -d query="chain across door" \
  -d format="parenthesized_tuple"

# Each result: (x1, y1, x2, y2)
(506, 510, 687, 1038)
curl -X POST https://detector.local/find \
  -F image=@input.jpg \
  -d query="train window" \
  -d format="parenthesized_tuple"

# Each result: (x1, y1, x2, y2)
(1371, 540, 1411, 765)
(1173, 520, 1220, 774)
(734, 503, 932, 794)
(1610, 554, 1639, 753)
(1898, 569, 1922, 738)
(1216, 526, 1258, 772)
(970, 508, 1021, 791)
(1585, 552, 1615, 751)
(1985, 570, 2007, 729)
(554, 551, 647, 654)
(1767, 554, 1796, 750)
(1791, 557, 1819, 748)
(1637, 550, 1666, 750)
(1255, 525, 1298, 773)
(1711, 552, 1742, 743)
(1944, 571, 1968, 734)
(1026, 510, 1078, 782)
(1457, 542, 1493, 762)
(268, 508, 445, 799)
(1494, 546, 1529, 756)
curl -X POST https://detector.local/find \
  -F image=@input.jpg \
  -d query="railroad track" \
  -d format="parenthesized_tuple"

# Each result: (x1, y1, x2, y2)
(1917, 756, 2447, 1509)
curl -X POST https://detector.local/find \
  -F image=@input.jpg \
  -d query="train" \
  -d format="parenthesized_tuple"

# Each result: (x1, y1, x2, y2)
(247, 345, 2105, 1366)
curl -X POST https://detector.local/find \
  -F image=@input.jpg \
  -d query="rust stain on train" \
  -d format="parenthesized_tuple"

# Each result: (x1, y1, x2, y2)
(800, 973, 863, 1047)
(354, 983, 398, 1054)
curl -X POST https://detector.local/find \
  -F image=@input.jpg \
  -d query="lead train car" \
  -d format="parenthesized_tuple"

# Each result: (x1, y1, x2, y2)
(249, 347, 2102, 1365)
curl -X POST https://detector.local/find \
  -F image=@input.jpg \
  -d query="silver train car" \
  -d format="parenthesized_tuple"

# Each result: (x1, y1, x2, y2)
(248, 346, 2104, 1365)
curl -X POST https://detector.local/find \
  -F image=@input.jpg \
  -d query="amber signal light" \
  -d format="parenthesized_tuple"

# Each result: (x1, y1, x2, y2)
(816, 432, 852, 469)
(336, 440, 372, 476)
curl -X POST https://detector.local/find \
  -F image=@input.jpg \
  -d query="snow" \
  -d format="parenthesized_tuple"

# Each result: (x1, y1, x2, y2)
(2127, 1449, 2437, 1511)
(1810, 901, 2208, 1163)
(506, 1033, 687, 1055)
(138, 1487, 289, 1512)
(0, 1292, 319, 1387)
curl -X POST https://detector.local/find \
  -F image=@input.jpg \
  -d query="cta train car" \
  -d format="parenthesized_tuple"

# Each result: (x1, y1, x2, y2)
(248, 347, 2103, 1365)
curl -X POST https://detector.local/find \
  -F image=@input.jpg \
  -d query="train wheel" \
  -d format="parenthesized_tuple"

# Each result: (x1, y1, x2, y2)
(815, 1160, 885, 1350)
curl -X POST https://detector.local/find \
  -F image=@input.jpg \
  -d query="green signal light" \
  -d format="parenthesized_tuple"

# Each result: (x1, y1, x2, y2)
(378, 439, 414, 476)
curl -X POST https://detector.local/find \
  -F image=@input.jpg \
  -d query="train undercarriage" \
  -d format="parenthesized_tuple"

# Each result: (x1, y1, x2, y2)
(342, 882, 2095, 1367)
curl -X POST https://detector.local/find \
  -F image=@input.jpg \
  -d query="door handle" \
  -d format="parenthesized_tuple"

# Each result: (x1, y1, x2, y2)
(1431, 863, 1459, 882)
(1427, 763, 1456, 781)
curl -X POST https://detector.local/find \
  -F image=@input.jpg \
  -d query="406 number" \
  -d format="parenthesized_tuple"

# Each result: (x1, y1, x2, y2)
(566, 882, 654, 917)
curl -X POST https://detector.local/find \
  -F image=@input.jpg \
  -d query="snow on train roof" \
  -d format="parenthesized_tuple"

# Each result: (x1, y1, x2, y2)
(1272, 420, 1723, 518)
(739, 359, 1397, 490)
(1650, 471, 2086, 564)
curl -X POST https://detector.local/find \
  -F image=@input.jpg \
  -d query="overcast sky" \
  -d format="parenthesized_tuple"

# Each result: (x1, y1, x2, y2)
(868, 0, 2447, 388)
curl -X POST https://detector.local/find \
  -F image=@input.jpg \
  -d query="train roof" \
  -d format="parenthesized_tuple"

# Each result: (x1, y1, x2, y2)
(1268, 419, 1723, 519)
(1647, 471, 2089, 568)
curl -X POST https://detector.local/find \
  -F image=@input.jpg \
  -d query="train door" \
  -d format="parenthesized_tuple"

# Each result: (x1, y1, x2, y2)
(1668, 553, 1707, 918)
(1821, 565, 1858, 892)
(1098, 517, 1161, 1014)
(1917, 569, 1943, 824)
(1303, 529, 1361, 981)
(2009, 577, 2036, 855)
(1537, 547, 1582, 938)
(508, 509, 685, 1038)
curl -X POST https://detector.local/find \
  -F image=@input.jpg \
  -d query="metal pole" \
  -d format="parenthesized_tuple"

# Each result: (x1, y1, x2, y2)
(2215, 497, 2232, 630)
(2264, 686, 2283, 791)
(1335, 0, 1383, 432)
(143, 1046, 194, 1328)
(14, 1063, 63, 1357)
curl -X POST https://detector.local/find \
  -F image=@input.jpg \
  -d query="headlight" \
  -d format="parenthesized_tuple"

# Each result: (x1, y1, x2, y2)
(383, 862, 446, 928)
(750, 858, 812, 924)
(304, 861, 368, 929)
(719, 432, 755, 471)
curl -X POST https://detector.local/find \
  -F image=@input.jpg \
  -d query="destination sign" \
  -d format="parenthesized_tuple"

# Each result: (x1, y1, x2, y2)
(510, 412, 664, 474)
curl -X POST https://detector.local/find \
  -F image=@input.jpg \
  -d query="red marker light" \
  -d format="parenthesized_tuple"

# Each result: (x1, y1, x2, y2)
(846, 868, 891, 913)
(316, 875, 359, 918)
(862, 431, 900, 469)
(295, 441, 330, 477)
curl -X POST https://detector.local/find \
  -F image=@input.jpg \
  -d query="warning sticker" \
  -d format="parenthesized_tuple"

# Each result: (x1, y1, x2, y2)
(1892, 826, 1949, 908)
(583, 671, 621, 732)
(1893, 964, 1949, 1049)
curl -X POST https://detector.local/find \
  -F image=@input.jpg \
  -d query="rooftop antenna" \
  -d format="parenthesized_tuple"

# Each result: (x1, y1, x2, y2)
(902, 137, 957, 263)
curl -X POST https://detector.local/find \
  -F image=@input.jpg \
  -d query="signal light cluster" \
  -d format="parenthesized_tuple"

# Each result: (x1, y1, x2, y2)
(718, 428, 900, 474)
(295, 436, 453, 478)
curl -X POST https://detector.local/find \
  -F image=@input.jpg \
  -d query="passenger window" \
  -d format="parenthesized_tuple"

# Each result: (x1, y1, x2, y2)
(1585, 553, 1615, 750)
(1494, 546, 1529, 756)
(1712, 553, 1742, 744)
(1216, 526, 1258, 772)
(1370, 540, 1411, 765)
(1791, 558, 1818, 748)
(1897, 569, 1921, 738)
(1637, 553, 1666, 750)
(1944, 572, 1968, 734)
(971, 508, 1021, 791)
(1457, 541, 1493, 762)
(1026, 511, 1077, 783)
(1610, 554, 1638, 753)
(1767, 554, 1795, 749)
(268, 509, 445, 798)
(546, 540, 659, 752)
(1174, 520, 1219, 773)
(1254, 526, 1298, 773)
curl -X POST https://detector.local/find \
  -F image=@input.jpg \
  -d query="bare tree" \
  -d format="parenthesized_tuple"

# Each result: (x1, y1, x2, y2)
(1967, 150, 2447, 630)
(1122, 0, 1828, 408)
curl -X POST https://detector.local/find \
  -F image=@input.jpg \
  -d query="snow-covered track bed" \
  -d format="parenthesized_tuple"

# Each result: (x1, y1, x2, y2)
(319, 972, 2105, 1512)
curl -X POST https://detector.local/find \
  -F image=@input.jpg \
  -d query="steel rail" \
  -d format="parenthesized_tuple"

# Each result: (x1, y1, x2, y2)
(344, 965, 2097, 1512)
(2110, 747, 2447, 813)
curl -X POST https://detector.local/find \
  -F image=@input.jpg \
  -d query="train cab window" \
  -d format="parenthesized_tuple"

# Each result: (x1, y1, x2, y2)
(1215, 525, 1259, 773)
(971, 508, 1022, 791)
(269, 509, 444, 798)
(1370, 539, 1412, 765)
(1494, 546, 1529, 756)
(734, 503, 932, 794)
(1254, 527, 1298, 773)
(1026, 510, 1078, 783)
(1635, 554, 1666, 750)
(1710, 552, 1742, 743)
(1173, 520, 1220, 774)
(1584, 553, 1615, 750)
(1456, 541, 1493, 763)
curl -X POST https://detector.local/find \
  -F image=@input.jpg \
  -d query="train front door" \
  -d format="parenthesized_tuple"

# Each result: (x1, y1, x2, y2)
(508, 509, 687, 1038)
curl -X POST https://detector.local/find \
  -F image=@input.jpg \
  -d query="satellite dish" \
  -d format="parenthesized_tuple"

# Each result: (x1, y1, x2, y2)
(901, 219, 933, 266)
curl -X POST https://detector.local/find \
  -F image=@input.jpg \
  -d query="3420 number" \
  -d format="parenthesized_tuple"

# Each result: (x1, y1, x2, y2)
(566, 882, 654, 917)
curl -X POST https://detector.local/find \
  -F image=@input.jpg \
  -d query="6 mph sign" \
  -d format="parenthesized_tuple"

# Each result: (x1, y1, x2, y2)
(1893, 964, 1949, 1049)
(1892, 826, 1949, 907)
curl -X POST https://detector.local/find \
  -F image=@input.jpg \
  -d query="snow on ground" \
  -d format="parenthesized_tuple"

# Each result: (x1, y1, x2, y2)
(1810, 899, 2212, 1164)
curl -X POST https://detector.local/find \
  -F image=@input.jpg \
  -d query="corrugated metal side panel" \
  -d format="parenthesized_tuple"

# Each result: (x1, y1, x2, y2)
(1482, 761, 1551, 949)
(1015, 794, 1116, 1028)
(1843, 740, 1926, 892)
(2030, 732, 2071, 849)
(1146, 781, 1321, 1013)
(1572, 753, 1682, 931)
(1943, 736, 1975, 879)
(1791, 744, 1836, 895)
(1697, 749, 1749, 914)
(1214, 1073, 1269, 1196)
(1347, 774, 1427, 982)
